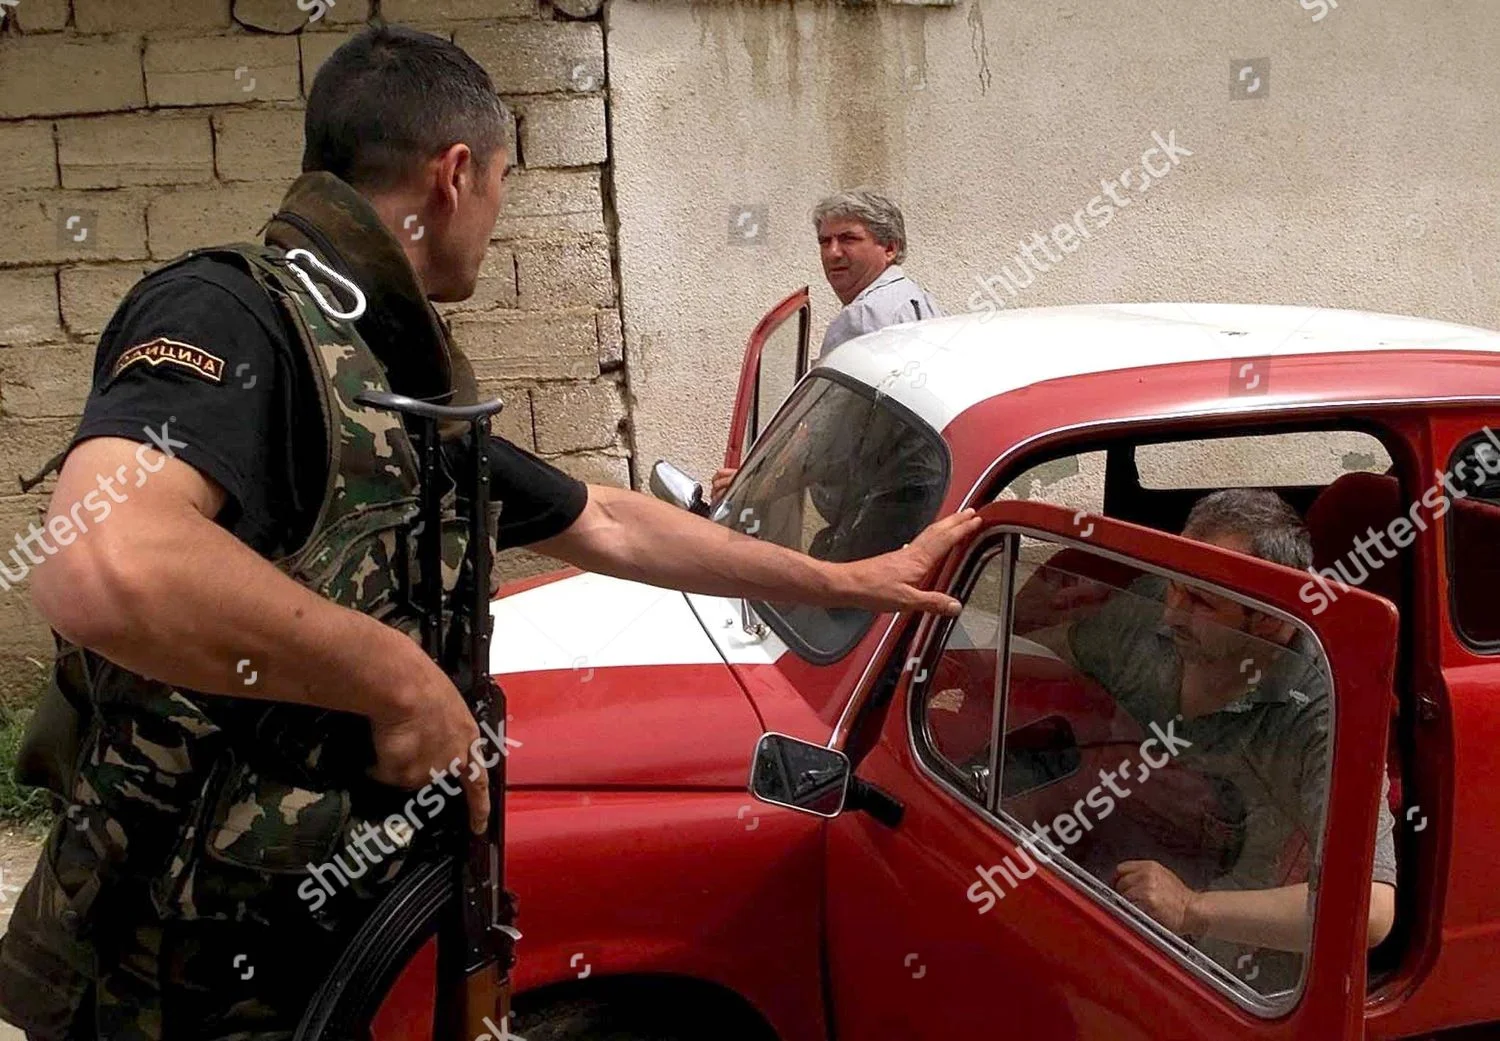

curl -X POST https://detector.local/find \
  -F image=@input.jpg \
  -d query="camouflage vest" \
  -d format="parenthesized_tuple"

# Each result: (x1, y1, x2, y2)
(46, 241, 481, 930)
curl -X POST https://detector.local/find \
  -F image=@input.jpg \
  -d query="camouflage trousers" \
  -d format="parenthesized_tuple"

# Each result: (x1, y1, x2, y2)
(0, 821, 356, 1041)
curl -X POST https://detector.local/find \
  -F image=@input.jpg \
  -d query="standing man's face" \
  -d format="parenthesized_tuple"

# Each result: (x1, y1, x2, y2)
(817, 217, 898, 305)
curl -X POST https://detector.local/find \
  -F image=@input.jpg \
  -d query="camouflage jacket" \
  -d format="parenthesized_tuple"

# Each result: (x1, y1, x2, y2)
(0, 173, 491, 1032)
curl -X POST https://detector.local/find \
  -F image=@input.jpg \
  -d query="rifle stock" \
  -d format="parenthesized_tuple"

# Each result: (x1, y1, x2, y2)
(453, 677, 519, 1039)
(460, 966, 508, 1039)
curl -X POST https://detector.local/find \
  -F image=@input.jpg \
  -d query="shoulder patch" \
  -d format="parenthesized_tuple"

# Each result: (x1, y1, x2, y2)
(111, 337, 226, 384)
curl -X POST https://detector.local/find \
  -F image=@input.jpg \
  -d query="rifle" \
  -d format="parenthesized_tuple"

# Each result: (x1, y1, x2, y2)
(355, 390, 520, 1041)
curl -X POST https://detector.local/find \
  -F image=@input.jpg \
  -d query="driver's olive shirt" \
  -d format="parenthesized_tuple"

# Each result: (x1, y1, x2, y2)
(1068, 576, 1396, 990)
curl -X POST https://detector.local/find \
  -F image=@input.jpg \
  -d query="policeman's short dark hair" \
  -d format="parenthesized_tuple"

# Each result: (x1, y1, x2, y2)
(304, 25, 512, 192)
(1182, 488, 1313, 571)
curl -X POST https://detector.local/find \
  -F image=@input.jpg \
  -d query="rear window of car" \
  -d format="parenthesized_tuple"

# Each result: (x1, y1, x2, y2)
(1136, 432, 1390, 490)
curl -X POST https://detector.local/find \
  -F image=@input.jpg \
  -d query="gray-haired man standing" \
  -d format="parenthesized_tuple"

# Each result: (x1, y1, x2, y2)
(815, 188, 943, 359)
(710, 189, 943, 502)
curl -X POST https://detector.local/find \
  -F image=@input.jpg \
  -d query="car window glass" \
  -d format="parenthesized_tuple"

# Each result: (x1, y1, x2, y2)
(1136, 432, 1389, 490)
(716, 372, 949, 662)
(916, 538, 1334, 1011)
(1445, 429, 1500, 647)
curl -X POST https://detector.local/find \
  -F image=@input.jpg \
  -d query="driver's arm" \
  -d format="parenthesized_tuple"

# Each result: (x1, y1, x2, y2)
(1117, 801, 1398, 953)
(1029, 579, 1149, 674)
(1115, 863, 1396, 951)
(1174, 879, 1395, 951)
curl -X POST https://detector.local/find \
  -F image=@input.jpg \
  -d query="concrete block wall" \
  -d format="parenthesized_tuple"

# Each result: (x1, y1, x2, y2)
(0, 0, 629, 700)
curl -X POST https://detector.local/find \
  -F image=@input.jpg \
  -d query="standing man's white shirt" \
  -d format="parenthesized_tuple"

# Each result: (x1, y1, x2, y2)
(819, 265, 944, 359)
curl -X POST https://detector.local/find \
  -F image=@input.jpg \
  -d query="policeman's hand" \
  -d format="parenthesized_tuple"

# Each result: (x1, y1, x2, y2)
(1114, 860, 1202, 935)
(367, 655, 489, 834)
(838, 509, 982, 616)
(711, 467, 738, 502)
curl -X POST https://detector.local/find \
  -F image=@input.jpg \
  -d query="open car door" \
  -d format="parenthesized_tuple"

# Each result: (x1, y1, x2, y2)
(724, 287, 811, 470)
(824, 500, 1395, 1041)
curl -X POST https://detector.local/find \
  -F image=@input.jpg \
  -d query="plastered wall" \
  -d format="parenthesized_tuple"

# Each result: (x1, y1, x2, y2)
(607, 0, 1500, 486)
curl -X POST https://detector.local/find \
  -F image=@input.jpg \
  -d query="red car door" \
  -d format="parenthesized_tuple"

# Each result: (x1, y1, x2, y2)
(824, 500, 1395, 1041)
(723, 286, 810, 469)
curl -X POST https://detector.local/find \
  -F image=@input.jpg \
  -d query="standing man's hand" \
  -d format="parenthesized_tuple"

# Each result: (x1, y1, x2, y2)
(366, 654, 489, 834)
(711, 467, 738, 502)
(835, 509, 983, 615)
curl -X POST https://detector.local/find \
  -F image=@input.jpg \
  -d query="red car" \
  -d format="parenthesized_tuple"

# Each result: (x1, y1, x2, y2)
(357, 295, 1500, 1041)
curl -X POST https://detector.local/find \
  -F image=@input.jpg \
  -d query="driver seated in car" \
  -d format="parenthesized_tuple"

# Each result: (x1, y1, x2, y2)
(1032, 488, 1396, 992)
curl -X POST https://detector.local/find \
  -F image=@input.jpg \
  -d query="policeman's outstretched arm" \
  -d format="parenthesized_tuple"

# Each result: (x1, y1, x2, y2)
(534, 484, 981, 616)
(32, 436, 492, 834)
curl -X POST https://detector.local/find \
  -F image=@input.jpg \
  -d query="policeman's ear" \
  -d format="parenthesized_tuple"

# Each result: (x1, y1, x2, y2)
(429, 142, 477, 215)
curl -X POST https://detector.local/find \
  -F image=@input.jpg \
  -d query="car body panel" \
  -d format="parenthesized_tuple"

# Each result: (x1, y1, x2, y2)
(939, 349, 1500, 513)
(1366, 407, 1490, 1040)
(505, 789, 828, 1041)
(685, 591, 873, 743)
(493, 572, 764, 788)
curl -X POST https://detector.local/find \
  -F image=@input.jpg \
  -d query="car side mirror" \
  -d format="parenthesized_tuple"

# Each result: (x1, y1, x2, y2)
(749, 732, 852, 818)
(649, 460, 708, 516)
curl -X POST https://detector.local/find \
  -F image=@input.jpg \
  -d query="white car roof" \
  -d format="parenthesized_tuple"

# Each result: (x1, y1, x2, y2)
(818, 302, 1500, 433)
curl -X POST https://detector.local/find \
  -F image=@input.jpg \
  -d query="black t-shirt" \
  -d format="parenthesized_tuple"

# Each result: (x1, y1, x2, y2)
(74, 255, 588, 557)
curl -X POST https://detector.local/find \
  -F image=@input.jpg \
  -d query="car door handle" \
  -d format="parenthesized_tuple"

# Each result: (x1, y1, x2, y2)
(848, 777, 904, 829)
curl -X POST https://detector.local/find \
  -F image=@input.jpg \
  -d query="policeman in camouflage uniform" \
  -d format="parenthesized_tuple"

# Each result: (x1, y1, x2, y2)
(0, 25, 980, 1041)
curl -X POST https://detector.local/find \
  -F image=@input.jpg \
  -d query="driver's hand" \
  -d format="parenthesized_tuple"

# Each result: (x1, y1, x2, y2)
(837, 509, 983, 615)
(367, 656, 489, 834)
(1114, 860, 1202, 935)
(711, 467, 738, 502)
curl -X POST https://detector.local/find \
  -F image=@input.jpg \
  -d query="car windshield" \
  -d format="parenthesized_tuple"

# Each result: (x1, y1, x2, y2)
(713, 371, 950, 662)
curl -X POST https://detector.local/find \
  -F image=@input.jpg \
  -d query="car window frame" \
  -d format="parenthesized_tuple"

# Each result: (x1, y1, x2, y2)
(906, 524, 1340, 1020)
